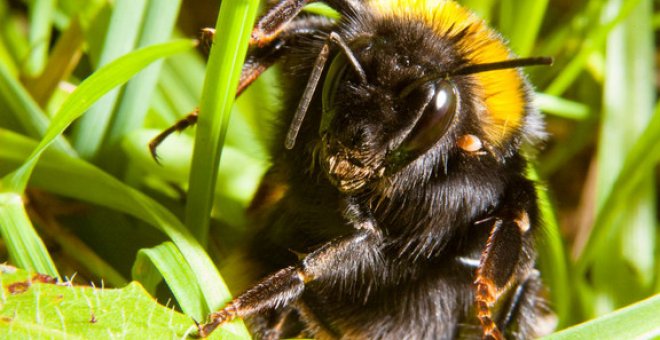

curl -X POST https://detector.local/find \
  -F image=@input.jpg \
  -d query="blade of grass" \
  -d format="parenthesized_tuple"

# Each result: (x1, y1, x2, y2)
(185, 0, 260, 246)
(0, 6, 18, 76)
(71, 0, 148, 159)
(579, 0, 656, 316)
(104, 0, 182, 149)
(0, 40, 195, 287)
(164, 50, 206, 104)
(303, 2, 340, 19)
(499, 0, 549, 56)
(0, 193, 59, 277)
(542, 294, 660, 339)
(0, 8, 30, 71)
(24, 0, 55, 76)
(0, 128, 250, 337)
(132, 242, 205, 321)
(607, 0, 656, 287)
(461, 0, 496, 21)
(0, 39, 195, 193)
(529, 168, 570, 328)
(575, 100, 660, 277)
(0, 61, 74, 155)
(535, 93, 590, 120)
(122, 129, 265, 228)
(23, 17, 84, 107)
(538, 195, 571, 327)
(545, 0, 642, 96)
(0, 265, 242, 339)
(157, 59, 200, 118)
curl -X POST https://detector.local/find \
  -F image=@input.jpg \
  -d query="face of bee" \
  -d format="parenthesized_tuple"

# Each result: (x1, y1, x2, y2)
(318, 24, 470, 193)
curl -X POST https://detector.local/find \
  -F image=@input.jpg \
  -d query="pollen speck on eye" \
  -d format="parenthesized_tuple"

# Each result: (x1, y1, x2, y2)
(457, 134, 483, 152)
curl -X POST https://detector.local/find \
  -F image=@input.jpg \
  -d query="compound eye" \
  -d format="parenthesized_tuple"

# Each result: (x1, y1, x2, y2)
(400, 80, 458, 156)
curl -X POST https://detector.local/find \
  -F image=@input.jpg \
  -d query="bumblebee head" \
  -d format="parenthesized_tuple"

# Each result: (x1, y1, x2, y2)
(294, 0, 550, 193)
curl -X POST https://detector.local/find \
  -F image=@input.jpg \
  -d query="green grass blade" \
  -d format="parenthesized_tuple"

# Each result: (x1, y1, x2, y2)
(576, 0, 656, 315)
(303, 2, 341, 19)
(185, 0, 260, 245)
(122, 130, 264, 225)
(24, 0, 55, 76)
(461, 0, 496, 21)
(0, 61, 74, 155)
(104, 0, 182, 149)
(0, 3, 19, 75)
(1, 8, 30, 71)
(0, 39, 195, 193)
(0, 128, 250, 337)
(595, 0, 654, 209)
(535, 93, 590, 120)
(132, 242, 205, 321)
(23, 18, 85, 106)
(598, 0, 656, 286)
(71, 0, 148, 159)
(537, 195, 571, 327)
(500, 0, 549, 56)
(542, 294, 660, 339)
(529, 168, 570, 327)
(545, 0, 642, 96)
(576, 100, 660, 276)
(157, 57, 201, 116)
(164, 51, 206, 106)
(579, 0, 656, 318)
(0, 193, 59, 277)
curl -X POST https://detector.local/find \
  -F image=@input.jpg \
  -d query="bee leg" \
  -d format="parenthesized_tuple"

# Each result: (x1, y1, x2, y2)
(245, 306, 297, 340)
(197, 226, 383, 337)
(497, 270, 548, 339)
(148, 41, 283, 161)
(475, 186, 538, 340)
(250, 0, 364, 47)
(148, 109, 199, 162)
(149, 17, 335, 161)
(250, 0, 317, 46)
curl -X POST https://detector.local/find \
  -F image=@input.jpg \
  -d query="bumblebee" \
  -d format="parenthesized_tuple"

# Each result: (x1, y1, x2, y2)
(153, 0, 553, 338)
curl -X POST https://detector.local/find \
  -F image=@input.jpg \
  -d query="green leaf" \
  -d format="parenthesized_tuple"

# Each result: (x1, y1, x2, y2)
(575, 100, 660, 292)
(0, 39, 196, 193)
(0, 128, 250, 337)
(535, 93, 590, 120)
(302, 2, 340, 19)
(530, 171, 570, 328)
(545, 0, 642, 96)
(499, 0, 549, 56)
(0, 59, 73, 155)
(0, 194, 58, 277)
(104, 0, 182, 149)
(185, 0, 260, 245)
(132, 242, 205, 321)
(23, 17, 85, 106)
(542, 294, 660, 339)
(24, 0, 55, 76)
(71, 0, 149, 159)
(579, 0, 656, 317)
(0, 265, 243, 339)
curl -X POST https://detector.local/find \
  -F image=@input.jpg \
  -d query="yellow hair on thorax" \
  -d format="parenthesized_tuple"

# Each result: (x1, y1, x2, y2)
(368, 0, 525, 145)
